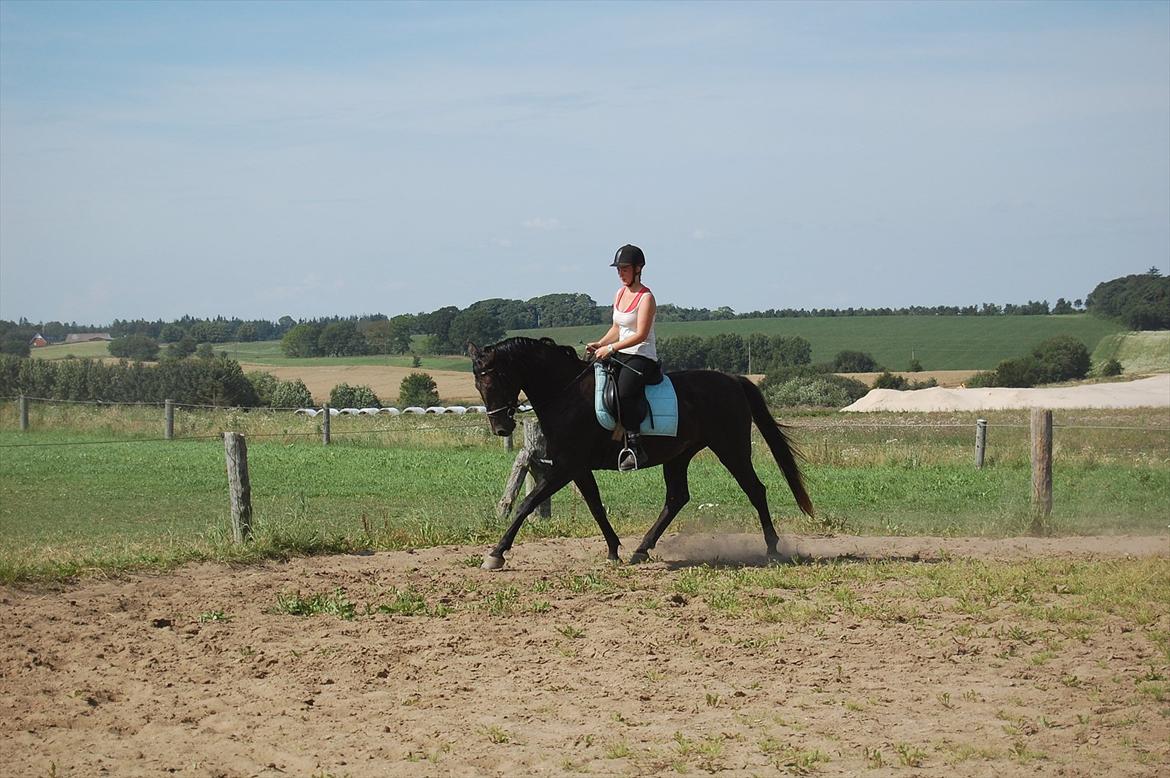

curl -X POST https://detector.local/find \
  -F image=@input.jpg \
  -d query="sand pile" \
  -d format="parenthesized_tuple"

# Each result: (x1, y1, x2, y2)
(843, 374, 1170, 412)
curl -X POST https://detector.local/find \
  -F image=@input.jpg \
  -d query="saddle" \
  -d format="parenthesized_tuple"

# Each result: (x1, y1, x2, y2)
(594, 362, 678, 437)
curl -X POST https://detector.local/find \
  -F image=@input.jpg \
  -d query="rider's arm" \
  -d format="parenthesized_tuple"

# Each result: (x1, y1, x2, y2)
(586, 323, 620, 355)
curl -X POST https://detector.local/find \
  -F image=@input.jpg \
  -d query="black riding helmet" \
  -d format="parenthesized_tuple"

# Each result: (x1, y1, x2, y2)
(610, 244, 645, 268)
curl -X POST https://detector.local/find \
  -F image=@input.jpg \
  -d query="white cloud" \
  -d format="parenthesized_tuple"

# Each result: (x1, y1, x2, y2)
(691, 229, 713, 240)
(522, 217, 561, 231)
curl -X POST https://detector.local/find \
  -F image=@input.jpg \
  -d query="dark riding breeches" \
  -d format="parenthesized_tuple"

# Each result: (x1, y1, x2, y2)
(613, 354, 661, 430)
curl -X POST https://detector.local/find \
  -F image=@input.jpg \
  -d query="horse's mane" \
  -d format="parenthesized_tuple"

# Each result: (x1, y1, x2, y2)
(483, 336, 586, 369)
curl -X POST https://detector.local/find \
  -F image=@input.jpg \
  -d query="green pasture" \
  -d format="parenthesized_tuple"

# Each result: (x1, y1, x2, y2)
(1, 402, 1166, 583)
(514, 314, 1126, 371)
(1092, 330, 1170, 375)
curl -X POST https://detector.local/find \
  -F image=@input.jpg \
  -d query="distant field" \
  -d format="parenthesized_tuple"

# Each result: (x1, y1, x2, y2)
(1092, 331, 1170, 375)
(513, 314, 1125, 371)
(30, 340, 111, 360)
(28, 315, 1136, 374)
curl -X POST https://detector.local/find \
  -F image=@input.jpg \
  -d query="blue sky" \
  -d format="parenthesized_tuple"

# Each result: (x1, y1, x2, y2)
(1, 0, 1167, 325)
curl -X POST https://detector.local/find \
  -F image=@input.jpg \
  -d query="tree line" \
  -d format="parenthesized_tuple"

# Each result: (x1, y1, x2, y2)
(2, 270, 1162, 360)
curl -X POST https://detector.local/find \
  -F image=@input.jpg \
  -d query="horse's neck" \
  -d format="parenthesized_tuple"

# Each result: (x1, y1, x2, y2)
(514, 354, 580, 407)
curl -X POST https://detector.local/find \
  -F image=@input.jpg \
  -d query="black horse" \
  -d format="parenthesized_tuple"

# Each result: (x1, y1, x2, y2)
(468, 337, 814, 570)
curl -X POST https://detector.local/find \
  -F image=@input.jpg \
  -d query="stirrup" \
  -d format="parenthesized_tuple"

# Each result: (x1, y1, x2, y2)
(618, 434, 644, 472)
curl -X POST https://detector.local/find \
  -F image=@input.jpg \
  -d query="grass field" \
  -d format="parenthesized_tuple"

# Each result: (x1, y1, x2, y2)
(1092, 330, 1170, 374)
(2, 402, 1166, 583)
(514, 314, 1126, 371)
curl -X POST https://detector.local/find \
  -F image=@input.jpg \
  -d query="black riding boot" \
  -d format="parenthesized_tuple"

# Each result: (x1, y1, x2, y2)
(618, 432, 646, 472)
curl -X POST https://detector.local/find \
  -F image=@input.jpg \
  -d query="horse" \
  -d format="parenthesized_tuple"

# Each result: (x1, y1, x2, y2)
(468, 337, 814, 570)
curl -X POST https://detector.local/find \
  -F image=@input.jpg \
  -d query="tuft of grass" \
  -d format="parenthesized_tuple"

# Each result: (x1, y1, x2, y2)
(376, 586, 449, 618)
(197, 609, 232, 623)
(270, 588, 356, 619)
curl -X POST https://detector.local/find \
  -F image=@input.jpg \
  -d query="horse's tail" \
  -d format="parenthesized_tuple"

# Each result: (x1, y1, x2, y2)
(738, 376, 815, 517)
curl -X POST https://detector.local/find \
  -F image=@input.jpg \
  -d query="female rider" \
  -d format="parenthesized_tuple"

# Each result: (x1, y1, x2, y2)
(585, 244, 660, 471)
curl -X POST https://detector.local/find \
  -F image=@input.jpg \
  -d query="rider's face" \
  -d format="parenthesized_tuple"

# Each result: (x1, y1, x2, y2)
(617, 264, 637, 284)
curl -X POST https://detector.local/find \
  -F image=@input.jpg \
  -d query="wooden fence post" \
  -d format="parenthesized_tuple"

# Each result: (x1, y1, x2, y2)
(504, 431, 514, 452)
(165, 399, 175, 440)
(19, 394, 28, 432)
(497, 419, 551, 519)
(524, 419, 552, 519)
(974, 418, 987, 468)
(322, 404, 331, 446)
(1030, 409, 1053, 534)
(223, 432, 253, 543)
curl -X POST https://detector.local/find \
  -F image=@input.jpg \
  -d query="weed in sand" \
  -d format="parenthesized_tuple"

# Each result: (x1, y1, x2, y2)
(483, 586, 519, 616)
(483, 725, 511, 744)
(197, 609, 232, 623)
(1008, 739, 1046, 764)
(376, 586, 448, 617)
(605, 739, 632, 759)
(759, 738, 830, 773)
(270, 588, 356, 619)
(895, 742, 927, 767)
(557, 624, 585, 639)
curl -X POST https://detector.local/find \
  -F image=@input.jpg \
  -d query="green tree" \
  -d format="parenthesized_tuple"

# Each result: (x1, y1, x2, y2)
(281, 323, 323, 357)
(1085, 270, 1170, 330)
(399, 372, 440, 407)
(1099, 358, 1123, 377)
(318, 321, 368, 357)
(706, 333, 747, 372)
(447, 308, 505, 352)
(329, 383, 380, 408)
(418, 306, 460, 354)
(872, 371, 908, 390)
(833, 350, 880, 372)
(167, 335, 198, 360)
(1031, 335, 1091, 383)
(272, 378, 313, 409)
(108, 335, 160, 361)
(766, 335, 812, 370)
(658, 335, 707, 370)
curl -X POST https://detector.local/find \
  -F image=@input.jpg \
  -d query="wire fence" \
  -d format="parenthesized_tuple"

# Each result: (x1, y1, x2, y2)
(1, 395, 1167, 456)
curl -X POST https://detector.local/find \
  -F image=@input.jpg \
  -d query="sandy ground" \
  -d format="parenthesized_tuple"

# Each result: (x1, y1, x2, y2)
(844, 374, 1170, 413)
(2, 533, 1167, 777)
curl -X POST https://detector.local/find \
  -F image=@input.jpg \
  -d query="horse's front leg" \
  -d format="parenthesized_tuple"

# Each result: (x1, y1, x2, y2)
(482, 467, 576, 570)
(573, 470, 621, 563)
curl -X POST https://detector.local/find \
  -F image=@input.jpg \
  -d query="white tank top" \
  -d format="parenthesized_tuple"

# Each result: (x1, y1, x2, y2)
(613, 287, 657, 361)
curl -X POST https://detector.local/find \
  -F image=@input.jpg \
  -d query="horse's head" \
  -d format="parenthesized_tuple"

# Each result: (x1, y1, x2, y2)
(468, 342, 520, 436)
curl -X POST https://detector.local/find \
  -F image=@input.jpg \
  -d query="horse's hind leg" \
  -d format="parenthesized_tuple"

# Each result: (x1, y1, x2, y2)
(631, 447, 700, 564)
(711, 444, 781, 558)
(574, 471, 621, 562)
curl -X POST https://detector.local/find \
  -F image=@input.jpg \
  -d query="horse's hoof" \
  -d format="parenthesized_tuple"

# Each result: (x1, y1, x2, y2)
(606, 555, 623, 565)
(481, 554, 506, 571)
(630, 551, 650, 565)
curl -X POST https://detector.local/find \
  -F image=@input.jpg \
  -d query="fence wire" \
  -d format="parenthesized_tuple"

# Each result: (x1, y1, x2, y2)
(1, 395, 1167, 451)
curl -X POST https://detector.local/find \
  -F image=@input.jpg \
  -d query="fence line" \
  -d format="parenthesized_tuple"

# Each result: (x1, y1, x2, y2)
(0, 420, 494, 449)
(4, 396, 1166, 432)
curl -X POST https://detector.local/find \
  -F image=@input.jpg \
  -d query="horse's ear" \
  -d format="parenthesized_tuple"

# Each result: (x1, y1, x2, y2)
(467, 343, 480, 361)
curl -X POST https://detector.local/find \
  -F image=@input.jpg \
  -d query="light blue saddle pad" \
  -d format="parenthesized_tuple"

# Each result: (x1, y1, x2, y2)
(593, 362, 678, 437)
